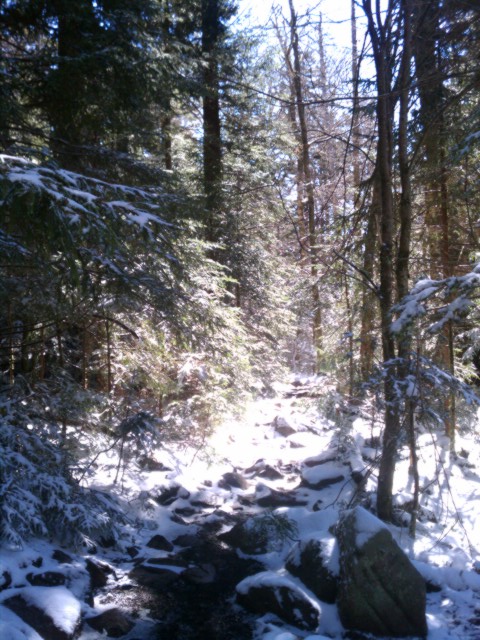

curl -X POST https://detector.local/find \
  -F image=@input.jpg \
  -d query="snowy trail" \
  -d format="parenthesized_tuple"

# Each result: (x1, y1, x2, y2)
(1, 387, 480, 639)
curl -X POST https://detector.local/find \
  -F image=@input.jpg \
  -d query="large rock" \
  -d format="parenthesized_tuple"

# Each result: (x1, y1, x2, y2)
(4, 587, 81, 640)
(336, 507, 428, 638)
(273, 415, 297, 437)
(86, 608, 134, 638)
(236, 571, 320, 631)
(154, 484, 190, 505)
(219, 471, 249, 490)
(26, 571, 66, 587)
(254, 484, 309, 508)
(129, 558, 185, 589)
(146, 533, 174, 551)
(285, 535, 339, 603)
(86, 558, 112, 589)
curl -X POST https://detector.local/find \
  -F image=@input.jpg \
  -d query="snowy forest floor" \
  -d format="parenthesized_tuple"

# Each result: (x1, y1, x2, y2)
(1, 377, 480, 639)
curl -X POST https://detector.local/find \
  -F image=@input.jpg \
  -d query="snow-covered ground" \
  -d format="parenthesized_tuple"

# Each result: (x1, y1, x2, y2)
(1, 382, 479, 639)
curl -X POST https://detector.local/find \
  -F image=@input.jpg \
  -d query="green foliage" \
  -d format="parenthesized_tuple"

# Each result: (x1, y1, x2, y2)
(0, 0, 303, 550)
(244, 511, 299, 553)
(0, 393, 124, 549)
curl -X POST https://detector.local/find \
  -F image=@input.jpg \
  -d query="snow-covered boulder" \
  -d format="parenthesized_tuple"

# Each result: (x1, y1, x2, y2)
(3, 586, 81, 640)
(285, 534, 339, 603)
(336, 507, 428, 638)
(236, 571, 321, 631)
(300, 460, 347, 490)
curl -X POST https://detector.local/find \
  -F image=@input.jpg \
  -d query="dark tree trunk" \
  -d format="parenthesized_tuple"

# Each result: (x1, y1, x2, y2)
(288, 0, 323, 371)
(359, 175, 379, 381)
(49, 0, 97, 170)
(362, 0, 401, 521)
(396, 0, 418, 535)
(351, 0, 361, 191)
(413, 0, 456, 445)
(202, 0, 223, 244)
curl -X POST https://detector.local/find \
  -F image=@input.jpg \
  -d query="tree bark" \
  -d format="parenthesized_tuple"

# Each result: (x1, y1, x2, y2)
(413, 0, 455, 444)
(50, 0, 97, 170)
(362, 0, 400, 521)
(396, 0, 419, 535)
(288, 0, 323, 370)
(359, 175, 379, 381)
(351, 0, 361, 191)
(202, 0, 223, 244)
(105, 318, 112, 395)
(273, 20, 308, 257)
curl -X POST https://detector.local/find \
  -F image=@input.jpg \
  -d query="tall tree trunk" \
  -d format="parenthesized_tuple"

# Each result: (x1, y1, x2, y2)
(273, 21, 308, 257)
(50, 0, 96, 170)
(359, 178, 379, 381)
(161, 113, 173, 171)
(202, 0, 223, 244)
(8, 302, 15, 386)
(413, 0, 455, 445)
(344, 273, 355, 396)
(82, 323, 89, 391)
(351, 0, 361, 191)
(396, 0, 412, 306)
(355, 0, 378, 383)
(288, 0, 323, 371)
(362, 0, 400, 521)
(105, 318, 112, 395)
(160, 3, 173, 171)
(396, 0, 418, 534)
(351, 0, 380, 381)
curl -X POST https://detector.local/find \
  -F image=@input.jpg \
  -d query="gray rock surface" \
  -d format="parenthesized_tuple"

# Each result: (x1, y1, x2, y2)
(286, 535, 339, 603)
(336, 506, 428, 638)
(86, 607, 134, 638)
(273, 415, 297, 437)
(146, 533, 174, 551)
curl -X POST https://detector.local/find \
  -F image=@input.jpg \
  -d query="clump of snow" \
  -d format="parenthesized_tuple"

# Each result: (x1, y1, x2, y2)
(236, 570, 321, 621)
(21, 587, 81, 634)
(351, 506, 388, 547)
(301, 461, 346, 486)
(318, 536, 340, 575)
(413, 560, 480, 593)
(289, 534, 339, 576)
(277, 507, 339, 540)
